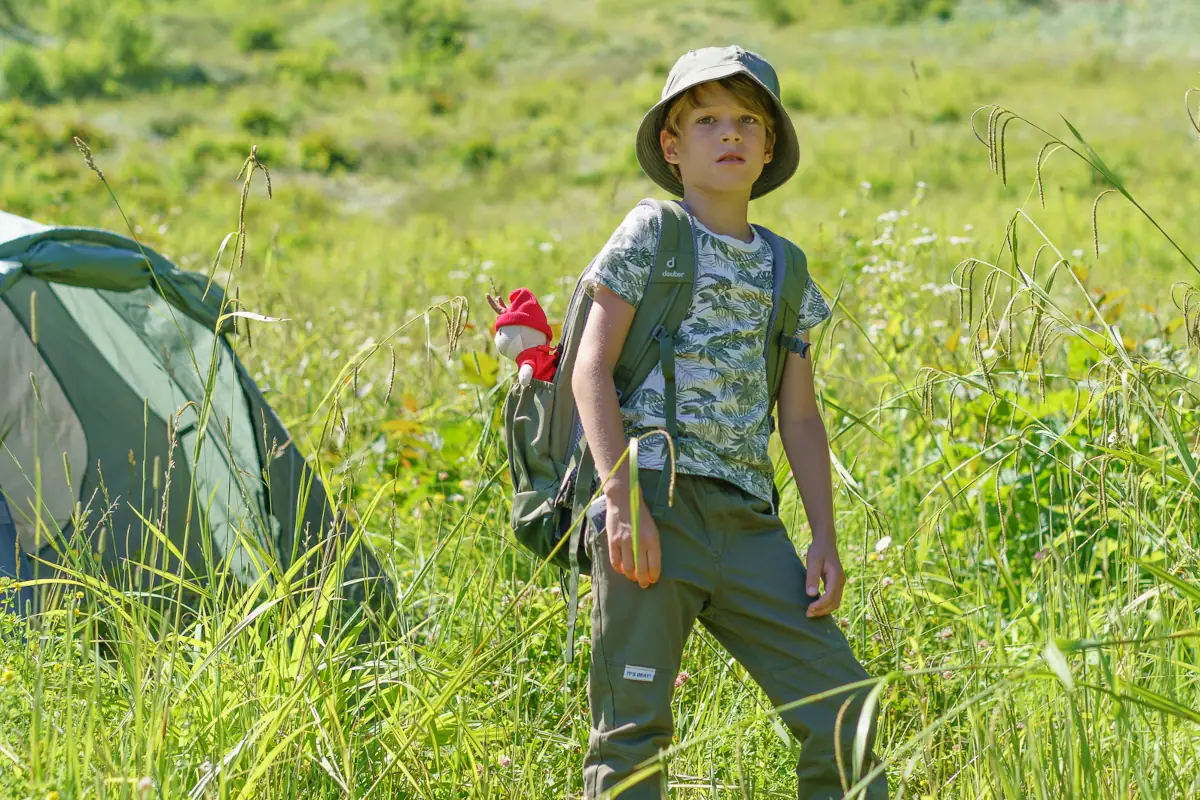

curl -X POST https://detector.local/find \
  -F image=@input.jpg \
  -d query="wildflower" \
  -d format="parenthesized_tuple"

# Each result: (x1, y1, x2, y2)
(674, 671, 690, 688)
(498, 754, 512, 768)
(874, 536, 892, 554)
(941, 670, 953, 680)
(881, 577, 895, 588)
(1, 668, 14, 684)
(978, 640, 990, 649)
(476, 763, 484, 776)
(860, 180, 872, 193)
(1033, 548, 1049, 561)
(539, 242, 554, 253)
(936, 626, 953, 641)
(47, 792, 60, 800)
(137, 776, 154, 795)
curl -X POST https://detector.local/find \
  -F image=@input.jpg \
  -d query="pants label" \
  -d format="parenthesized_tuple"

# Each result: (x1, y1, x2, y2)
(623, 665, 656, 682)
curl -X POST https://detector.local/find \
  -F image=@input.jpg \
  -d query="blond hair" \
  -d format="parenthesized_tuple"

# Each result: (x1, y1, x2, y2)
(661, 74, 777, 180)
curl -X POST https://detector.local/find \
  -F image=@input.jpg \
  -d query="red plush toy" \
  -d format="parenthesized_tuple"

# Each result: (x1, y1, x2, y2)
(490, 288, 558, 385)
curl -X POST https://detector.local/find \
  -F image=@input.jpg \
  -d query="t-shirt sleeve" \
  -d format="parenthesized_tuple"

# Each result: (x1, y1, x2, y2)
(581, 202, 660, 309)
(792, 275, 832, 335)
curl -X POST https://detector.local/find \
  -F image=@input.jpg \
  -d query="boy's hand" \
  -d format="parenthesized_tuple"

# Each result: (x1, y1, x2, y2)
(804, 537, 845, 617)
(606, 496, 661, 589)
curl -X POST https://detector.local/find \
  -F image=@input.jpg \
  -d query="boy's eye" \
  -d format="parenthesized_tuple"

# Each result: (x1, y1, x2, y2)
(696, 115, 716, 124)
(741, 115, 759, 124)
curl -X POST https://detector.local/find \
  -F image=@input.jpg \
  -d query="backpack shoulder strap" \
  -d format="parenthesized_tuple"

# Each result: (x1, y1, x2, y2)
(611, 198, 695, 401)
(610, 198, 695, 516)
(753, 226, 811, 417)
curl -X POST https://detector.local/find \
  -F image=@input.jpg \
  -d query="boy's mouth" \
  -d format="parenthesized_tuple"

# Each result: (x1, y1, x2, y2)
(717, 153, 745, 164)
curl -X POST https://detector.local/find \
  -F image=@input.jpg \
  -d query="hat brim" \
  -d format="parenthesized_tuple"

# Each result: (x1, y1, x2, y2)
(635, 62, 799, 201)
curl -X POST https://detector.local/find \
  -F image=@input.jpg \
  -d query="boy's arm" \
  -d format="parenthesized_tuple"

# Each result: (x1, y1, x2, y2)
(571, 285, 661, 587)
(776, 337, 844, 618)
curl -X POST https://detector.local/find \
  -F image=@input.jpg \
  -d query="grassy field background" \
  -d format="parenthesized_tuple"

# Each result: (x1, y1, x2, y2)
(2, 0, 1200, 797)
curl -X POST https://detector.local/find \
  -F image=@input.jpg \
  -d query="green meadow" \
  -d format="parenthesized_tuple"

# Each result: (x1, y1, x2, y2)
(2, 0, 1200, 796)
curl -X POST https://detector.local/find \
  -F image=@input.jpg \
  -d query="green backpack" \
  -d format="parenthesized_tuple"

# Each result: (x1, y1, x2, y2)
(502, 198, 812, 661)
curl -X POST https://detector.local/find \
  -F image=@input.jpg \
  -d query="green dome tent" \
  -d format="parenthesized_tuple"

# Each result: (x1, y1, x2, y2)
(0, 209, 384, 615)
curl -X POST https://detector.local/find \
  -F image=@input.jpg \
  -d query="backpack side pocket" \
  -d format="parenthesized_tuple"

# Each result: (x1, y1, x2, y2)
(503, 378, 569, 564)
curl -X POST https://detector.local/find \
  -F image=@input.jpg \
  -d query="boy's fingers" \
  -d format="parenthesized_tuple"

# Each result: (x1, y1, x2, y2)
(805, 557, 822, 597)
(807, 593, 833, 617)
(645, 540, 661, 585)
(620, 539, 638, 582)
(608, 533, 624, 574)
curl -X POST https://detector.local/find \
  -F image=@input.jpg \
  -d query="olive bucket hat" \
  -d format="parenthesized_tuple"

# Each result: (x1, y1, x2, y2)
(636, 45, 800, 200)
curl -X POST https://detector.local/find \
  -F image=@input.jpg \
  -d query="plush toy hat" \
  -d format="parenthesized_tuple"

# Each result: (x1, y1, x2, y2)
(492, 288, 553, 341)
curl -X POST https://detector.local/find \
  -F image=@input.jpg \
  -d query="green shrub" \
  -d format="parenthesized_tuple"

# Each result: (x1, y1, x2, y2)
(375, 0, 469, 59)
(149, 111, 199, 139)
(236, 18, 284, 53)
(458, 133, 498, 170)
(300, 132, 359, 173)
(53, 39, 112, 99)
(273, 41, 365, 90)
(0, 101, 59, 157)
(238, 105, 291, 137)
(752, 0, 796, 27)
(48, 11, 169, 99)
(1, 46, 53, 104)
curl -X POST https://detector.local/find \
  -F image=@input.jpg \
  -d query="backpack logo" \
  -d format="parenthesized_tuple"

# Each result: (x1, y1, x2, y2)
(661, 257, 685, 279)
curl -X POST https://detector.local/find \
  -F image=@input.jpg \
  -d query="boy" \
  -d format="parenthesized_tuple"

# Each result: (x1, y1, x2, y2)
(571, 47, 887, 799)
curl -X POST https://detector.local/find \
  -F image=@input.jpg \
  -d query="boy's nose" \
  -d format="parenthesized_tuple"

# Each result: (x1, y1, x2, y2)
(721, 127, 742, 143)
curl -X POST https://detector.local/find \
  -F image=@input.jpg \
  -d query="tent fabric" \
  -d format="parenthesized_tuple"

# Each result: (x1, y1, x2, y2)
(0, 301, 89, 552)
(0, 209, 387, 608)
(0, 222, 232, 334)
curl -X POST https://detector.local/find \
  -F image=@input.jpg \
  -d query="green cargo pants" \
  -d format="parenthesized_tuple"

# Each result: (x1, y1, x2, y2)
(583, 470, 888, 800)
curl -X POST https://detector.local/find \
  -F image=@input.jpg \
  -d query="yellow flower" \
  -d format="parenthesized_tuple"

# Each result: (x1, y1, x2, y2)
(0, 668, 15, 684)
(46, 791, 60, 800)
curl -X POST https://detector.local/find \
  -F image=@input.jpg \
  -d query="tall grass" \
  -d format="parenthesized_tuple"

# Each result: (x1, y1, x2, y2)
(3, 14, 1200, 800)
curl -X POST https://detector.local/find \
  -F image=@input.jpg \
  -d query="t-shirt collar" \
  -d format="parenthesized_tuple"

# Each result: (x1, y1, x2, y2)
(687, 212, 762, 252)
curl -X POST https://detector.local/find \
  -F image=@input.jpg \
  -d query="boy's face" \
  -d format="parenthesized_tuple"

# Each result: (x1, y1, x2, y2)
(659, 82, 774, 198)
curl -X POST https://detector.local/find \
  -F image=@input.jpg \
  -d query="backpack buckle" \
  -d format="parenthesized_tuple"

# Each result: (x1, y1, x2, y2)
(651, 324, 668, 341)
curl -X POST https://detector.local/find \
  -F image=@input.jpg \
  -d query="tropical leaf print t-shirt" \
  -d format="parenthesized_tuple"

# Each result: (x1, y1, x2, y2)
(582, 200, 832, 504)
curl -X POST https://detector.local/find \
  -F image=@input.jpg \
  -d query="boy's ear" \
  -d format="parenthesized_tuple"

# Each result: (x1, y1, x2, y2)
(660, 129, 680, 165)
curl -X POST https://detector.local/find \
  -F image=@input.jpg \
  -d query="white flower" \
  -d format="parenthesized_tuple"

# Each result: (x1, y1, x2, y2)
(874, 536, 893, 553)
(481, 259, 495, 271)
(839, 208, 848, 217)
(909, 234, 938, 247)
(1072, 248, 1084, 258)
(538, 242, 554, 253)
